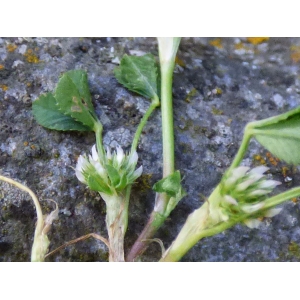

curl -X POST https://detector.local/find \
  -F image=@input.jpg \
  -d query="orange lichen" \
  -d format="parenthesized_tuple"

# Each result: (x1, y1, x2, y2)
(290, 47, 300, 63)
(0, 64, 4, 70)
(6, 44, 17, 52)
(246, 37, 269, 45)
(23, 141, 29, 146)
(30, 144, 36, 150)
(24, 49, 40, 63)
(292, 198, 298, 203)
(0, 84, 8, 91)
(209, 38, 223, 49)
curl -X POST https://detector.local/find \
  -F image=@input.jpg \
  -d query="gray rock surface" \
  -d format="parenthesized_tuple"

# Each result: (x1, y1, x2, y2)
(1, 37, 300, 261)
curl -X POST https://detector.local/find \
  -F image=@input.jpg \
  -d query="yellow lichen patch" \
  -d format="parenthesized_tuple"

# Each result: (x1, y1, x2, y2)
(211, 106, 223, 115)
(23, 141, 29, 146)
(290, 45, 300, 63)
(185, 88, 197, 103)
(209, 38, 223, 49)
(24, 49, 40, 63)
(175, 56, 185, 67)
(0, 84, 8, 91)
(246, 37, 269, 45)
(213, 87, 222, 95)
(0, 64, 4, 70)
(234, 42, 248, 50)
(6, 43, 17, 52)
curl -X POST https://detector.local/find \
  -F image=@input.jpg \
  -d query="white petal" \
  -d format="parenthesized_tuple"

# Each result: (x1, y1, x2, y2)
(224, 166, 250, 187)
(219, 211, 229, 221)
(241, 202, 264, 213)
(224, 195, 238, 206)
(75, 169, 86, 184)
(116, 146, 125, 165)
(94, 161, 106, 178)
(243, 218, 262, 229)
(133, 165, 143, 179)
(91, 145, 98, 161)
(76, 155, 88, 171)
(249, 166, 269, 175)
(264, 207, 282, 218)
(259, 180, 281, 189)
(248, 173, 264, 182)
(231, 166, 250, 179)
(128, 151, 138, 166)
(106, 147, 112, 160)
(248, 189, 271, 196)
(236, 179, 255, 192)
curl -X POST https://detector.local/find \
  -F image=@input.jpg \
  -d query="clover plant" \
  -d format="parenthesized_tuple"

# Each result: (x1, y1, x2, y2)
(2, 38, 300, 262)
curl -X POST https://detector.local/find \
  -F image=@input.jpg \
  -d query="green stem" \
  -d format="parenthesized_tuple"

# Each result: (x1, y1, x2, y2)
(131, 97, 160, 152)
(95, 122, 105, 159)
(227, 126, 252, 174)
(126, 60, 177, 261)
(161, 63, 175, 177)
(263, 186, 300, 209)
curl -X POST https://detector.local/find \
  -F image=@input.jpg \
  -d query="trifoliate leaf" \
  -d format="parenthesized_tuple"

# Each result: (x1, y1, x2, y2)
(54, 70, 98, 131)
(32, 93, 91, 131)
(114, 54, 159, 100)
(153, 170, 183, 197)
(249, 106, 300, 164)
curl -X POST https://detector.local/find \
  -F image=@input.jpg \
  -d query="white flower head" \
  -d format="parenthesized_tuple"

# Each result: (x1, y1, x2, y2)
(75, 145, 143, 195)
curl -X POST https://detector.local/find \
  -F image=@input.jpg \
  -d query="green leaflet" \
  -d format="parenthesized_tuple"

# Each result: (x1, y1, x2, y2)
(153, 171, 184, 198)
(114, 54, 159, 100)
(106, 164, 121, 187)
(54, 70, 98, 131)
(86, 174, 113, 195)
(248, 106, 300, 164)
(32, 93, 91, 131)
(153, 171, 186, 217)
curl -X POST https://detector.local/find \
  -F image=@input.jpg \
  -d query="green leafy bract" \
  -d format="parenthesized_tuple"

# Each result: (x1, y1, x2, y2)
(32, 93, 91, 131)
(153, 170, 182, 197)
(249, 106, 300, 164)
(153, 171, 186, 217)
(54, 70, 98, 131)
(114, 54, 159, 100)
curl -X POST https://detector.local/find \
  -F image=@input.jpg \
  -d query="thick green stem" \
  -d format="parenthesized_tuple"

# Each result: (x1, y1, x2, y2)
(131, 97, 160, 152)
(161, 63, 175, 177)
(126, 40, 180, 262)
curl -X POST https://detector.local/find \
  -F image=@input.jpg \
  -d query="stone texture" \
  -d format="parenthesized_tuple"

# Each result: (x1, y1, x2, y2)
(1, 37, 300, 261)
